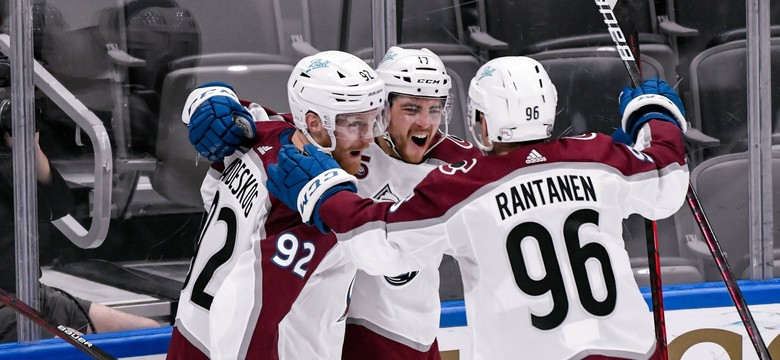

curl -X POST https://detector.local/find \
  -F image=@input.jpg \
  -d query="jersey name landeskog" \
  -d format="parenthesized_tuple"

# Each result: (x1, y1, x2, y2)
(494, 174, 597, 220)
(217, 156, 260, 218)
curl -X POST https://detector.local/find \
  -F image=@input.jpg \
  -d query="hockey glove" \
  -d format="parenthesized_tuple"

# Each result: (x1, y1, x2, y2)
(618, 78, 687, 143)
(266, 144, 358, 233)
(182, 82, 257, 161)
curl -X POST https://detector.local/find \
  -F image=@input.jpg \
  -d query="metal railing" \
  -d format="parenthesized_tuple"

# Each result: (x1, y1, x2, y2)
(0, 34, 113, 249)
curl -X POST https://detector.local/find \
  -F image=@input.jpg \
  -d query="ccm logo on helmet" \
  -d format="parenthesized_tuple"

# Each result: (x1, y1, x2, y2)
(417, 79, 441, 84)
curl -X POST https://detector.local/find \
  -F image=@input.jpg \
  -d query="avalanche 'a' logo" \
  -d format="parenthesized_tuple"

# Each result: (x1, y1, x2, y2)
(439, 159, 477, 175)
(384, 271, 419, 286)
(372, 184, 400, 203)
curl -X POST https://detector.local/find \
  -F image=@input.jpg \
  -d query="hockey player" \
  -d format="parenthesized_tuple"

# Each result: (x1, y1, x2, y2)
(341, 46, 482, 360)
(265, 57, 689, 359)
(176, 46, 481, 359)
(166, 50, 386, 359)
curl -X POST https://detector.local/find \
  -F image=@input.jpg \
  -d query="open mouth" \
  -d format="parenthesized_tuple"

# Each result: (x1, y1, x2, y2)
(349, 150, 362, 157)
(411, 134, 428, 147)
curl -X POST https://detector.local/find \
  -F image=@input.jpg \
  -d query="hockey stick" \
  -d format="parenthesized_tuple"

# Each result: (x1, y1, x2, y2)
(0, 288, 117, 360)
(685, 185, 772, 359)
(593, 1, 667, 357)
(594, 1, 771, 359)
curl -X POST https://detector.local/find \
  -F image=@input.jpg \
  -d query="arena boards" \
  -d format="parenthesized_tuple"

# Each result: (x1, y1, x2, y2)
(1, 280, 779, 359)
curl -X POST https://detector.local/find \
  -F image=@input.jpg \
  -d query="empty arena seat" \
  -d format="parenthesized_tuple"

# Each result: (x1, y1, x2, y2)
(37, 0, 202, 156)
(440, 55, 480, 140)
(300, 0, 501, 59)
(623, 214, 704, 287)
(151, 63, 293, 207)
(672, 151, 780, 281)
(530, 47, 665, 138)
(687, 38, 780, 159)
(484, 0, 677, 86)
(483, 0, 661, 50)
(123, 4, 201, 154)
(660, 0, 780, 87)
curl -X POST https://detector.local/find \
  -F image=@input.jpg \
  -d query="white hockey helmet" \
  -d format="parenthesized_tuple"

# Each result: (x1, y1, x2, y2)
(288, 51, 386, 152)
(467, 56, 558, 152)
(377, 46, 452, 100)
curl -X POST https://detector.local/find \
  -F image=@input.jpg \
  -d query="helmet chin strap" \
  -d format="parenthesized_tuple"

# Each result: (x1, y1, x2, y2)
(301, 127, 336, 153)
(381, 132, 404, 160)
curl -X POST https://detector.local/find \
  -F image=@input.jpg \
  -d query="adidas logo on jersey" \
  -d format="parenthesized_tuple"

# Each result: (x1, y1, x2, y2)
(525, 149, 547, 164)
(257, 146, 273, 155)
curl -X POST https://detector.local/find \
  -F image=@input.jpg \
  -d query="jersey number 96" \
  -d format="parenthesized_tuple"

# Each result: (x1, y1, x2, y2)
(506, 209, 617, 330)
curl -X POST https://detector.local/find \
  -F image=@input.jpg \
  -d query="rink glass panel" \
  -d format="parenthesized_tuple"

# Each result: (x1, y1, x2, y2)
(2, 0, 774, 345)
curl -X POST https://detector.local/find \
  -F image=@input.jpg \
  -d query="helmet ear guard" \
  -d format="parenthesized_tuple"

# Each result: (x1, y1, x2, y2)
(467, 56, 558, 152)
(288, 51, 386, 152)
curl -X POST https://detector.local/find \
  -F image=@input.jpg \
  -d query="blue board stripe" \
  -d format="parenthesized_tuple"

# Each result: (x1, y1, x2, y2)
(4, 280, 780, 358)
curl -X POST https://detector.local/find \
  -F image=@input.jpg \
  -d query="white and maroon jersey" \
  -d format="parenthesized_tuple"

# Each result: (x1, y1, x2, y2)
(171, 118, 295, 359)
(319, 121, 689, 360)
(208, 222, 356, 360)
(345, 135, 482, 352)
(171, 116, 338, 360)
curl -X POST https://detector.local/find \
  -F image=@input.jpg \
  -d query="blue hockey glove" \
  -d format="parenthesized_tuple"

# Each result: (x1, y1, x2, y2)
(181, 82, 257, 161)
(267, 144, 358, 233)
(618, 78, 687, 143)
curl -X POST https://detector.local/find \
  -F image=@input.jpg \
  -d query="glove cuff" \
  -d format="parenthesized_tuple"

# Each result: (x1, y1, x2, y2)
(182, 85, 245, 125)
(297, 168, 358, 223)
(620, 94, 687, 133)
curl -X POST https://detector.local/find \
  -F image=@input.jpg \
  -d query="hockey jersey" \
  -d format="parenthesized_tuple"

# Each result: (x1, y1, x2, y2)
(346, 135, 482, 353)
(317, 121, 689, 360)
(169, 118, 303, 359)
(170, 116, 474, 359)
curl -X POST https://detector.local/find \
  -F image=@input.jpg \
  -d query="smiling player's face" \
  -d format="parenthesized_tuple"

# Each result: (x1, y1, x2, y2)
(385, 95, 445, 164)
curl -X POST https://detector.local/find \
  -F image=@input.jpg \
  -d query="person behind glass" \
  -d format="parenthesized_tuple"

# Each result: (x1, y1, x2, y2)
(0, 100, 159, 342)
(266, 57, 690, 359)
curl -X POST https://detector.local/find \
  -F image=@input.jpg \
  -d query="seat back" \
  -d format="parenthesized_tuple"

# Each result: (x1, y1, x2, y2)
(440, 54, 480, 140)
(688, 38, 780, 159)
(151, 63, 293, 207)
(676, 151, 780, 279)
(622, 214, 704, 286)
(667, 0, 780, 84)
(398, 0, 466, 46)
(484, 0, 658, 56)
(530, 48, 664, 138)
(305, 0, 473, 57)
(181, 0, 283, 55)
